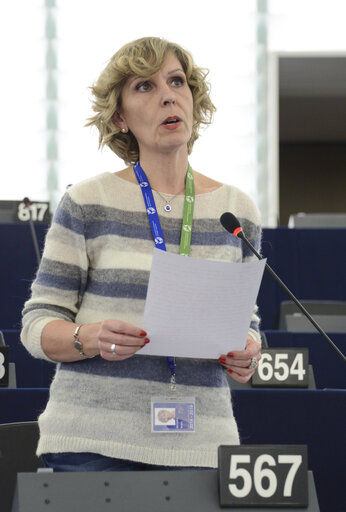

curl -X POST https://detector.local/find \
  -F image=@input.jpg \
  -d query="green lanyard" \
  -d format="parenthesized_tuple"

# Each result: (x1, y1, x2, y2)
(179, 164, 195, 256)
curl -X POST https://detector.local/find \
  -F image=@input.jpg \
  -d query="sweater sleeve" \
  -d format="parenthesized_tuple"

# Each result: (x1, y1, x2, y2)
(20, 192, 88, 361)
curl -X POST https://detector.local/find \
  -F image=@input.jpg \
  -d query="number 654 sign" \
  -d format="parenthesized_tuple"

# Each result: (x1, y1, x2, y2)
(218, 445, 308, 507)
(252, 348, 309, 388)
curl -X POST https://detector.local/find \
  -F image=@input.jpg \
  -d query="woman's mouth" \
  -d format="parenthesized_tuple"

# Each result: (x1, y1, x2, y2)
(162, 116, 181, 130)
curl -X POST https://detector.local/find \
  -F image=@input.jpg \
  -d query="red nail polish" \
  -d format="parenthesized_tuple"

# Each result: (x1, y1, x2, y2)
(144, 338, 150, 344)
(227, 369, 233, 374)
(227, 352, 234, 358)
(219, 356, 226, 364)
(140, 330, 147, 337)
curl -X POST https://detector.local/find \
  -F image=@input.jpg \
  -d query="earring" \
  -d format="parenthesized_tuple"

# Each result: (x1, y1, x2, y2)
(121, 128, 127, 133)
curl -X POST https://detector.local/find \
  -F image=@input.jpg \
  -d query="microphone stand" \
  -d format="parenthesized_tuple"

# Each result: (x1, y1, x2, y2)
(23, 198, 41, 267)
(29, 220, 41, 267)
(237, 231, 346, 364)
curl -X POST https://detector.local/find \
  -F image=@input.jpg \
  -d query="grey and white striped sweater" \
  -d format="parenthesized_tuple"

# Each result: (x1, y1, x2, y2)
(21, 171, 261, 467)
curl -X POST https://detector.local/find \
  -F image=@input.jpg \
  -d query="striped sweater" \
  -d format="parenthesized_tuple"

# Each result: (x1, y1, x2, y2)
(21, 171, 261, 467)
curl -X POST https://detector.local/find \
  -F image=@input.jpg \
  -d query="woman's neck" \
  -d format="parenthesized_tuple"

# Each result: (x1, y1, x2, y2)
(138, 149, 188, 194)
(115, 147, 223, 195)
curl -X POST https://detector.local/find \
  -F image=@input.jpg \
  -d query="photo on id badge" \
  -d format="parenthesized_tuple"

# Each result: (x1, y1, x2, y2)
(151, 398, 195, 433)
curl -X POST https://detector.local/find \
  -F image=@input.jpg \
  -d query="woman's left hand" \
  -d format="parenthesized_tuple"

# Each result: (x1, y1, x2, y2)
(219, 335, 262, 383)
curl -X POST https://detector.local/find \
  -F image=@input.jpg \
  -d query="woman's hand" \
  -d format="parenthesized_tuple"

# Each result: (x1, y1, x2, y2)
(218, 335, 262, 383)
(98, 319, 149, 361)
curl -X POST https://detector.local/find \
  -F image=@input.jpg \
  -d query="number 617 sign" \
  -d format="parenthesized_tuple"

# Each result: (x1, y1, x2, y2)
(16, 201, 50, 223)
(218, 445, 308, 507)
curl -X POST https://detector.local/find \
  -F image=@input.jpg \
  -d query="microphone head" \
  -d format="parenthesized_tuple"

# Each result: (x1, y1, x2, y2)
(220, 212, 242, 235)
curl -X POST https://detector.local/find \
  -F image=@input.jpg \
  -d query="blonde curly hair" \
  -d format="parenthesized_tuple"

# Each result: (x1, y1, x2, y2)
(86, 37, 216, 164)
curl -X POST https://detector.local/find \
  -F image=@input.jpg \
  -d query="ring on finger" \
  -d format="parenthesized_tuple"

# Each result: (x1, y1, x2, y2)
(110, 343, 117, 355)
(248, 356, 258, 370)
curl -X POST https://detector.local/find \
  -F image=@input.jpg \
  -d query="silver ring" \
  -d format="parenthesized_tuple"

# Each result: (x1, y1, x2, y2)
(110, 343, 116, 355)
(248, 356, 258, 369)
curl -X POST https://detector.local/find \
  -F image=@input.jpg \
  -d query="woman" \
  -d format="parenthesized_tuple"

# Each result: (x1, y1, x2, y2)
(21, 37, 262, 472)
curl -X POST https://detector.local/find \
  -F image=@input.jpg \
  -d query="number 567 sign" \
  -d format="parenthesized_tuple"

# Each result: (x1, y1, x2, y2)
(218, 445, 308, 507)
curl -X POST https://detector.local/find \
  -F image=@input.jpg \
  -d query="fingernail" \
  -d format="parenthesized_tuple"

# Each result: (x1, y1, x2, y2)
(227, 369, 233, 374)
(227, 352, 234, 358)
(140, 330, 147, 337)
(219, 356, 226, 364)
(144, 338, 150, 344)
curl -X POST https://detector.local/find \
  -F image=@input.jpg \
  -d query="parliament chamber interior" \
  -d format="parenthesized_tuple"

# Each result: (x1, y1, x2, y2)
(0, 220, 345, 511)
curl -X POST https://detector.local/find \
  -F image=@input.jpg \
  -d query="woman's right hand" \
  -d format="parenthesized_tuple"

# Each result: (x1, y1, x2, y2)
(97, 319, 150, 361)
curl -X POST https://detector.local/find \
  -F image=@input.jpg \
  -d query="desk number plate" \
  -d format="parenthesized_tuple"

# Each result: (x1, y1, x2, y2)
(16, 201, 50, 223)
(218, 445, 308, 507)
(252, 348, 309, 388)
(0, 346, 9, 387)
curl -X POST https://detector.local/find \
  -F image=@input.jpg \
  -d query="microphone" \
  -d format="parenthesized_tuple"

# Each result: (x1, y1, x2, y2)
(220, 212, 346, 364)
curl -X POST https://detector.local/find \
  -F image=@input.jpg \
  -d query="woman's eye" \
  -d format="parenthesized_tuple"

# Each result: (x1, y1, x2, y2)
(135, 81, 151, 92)
(171, 76, 185, 87)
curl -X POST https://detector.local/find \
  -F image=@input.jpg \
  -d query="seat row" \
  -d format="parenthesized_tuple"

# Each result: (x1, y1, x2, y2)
(1, 224, 346, 332)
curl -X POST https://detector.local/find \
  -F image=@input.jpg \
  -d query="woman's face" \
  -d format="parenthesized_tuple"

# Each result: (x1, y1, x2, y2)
(117, 53, 193, 156)
(158, 409, 174, 422)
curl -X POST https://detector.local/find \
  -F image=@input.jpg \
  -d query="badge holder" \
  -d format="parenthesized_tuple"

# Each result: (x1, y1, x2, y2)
(151, 396, 195, 433)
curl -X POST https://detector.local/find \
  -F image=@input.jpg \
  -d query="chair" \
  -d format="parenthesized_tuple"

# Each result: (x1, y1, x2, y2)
(0, 421, 44, 512)
(278, 300, 346, 332)
(288, 212, 346, 228)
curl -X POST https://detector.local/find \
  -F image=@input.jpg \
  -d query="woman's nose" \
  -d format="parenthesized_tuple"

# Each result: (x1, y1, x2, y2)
(159, 82, 176, 106)
(163, 97, 176, 106)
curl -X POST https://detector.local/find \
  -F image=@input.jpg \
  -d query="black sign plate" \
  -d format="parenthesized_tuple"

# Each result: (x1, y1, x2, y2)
(252, 348, 309, 388)
(218, 445, 308, 507)
(0, 346, 9, 387)
(0, 200, 51, 223)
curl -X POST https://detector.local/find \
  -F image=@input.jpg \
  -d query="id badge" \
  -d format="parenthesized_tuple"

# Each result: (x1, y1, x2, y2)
(151, 396, 195, 433)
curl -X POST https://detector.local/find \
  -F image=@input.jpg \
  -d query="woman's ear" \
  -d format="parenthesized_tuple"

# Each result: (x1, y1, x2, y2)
(112, 111, 128, 133)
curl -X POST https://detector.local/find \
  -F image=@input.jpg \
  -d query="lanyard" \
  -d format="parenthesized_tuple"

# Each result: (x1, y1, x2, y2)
(133, 160, 195, 390)
(133, 161, 195, 255)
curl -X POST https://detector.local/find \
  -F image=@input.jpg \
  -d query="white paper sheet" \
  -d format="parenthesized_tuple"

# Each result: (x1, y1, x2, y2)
(141, 249, 266, 359)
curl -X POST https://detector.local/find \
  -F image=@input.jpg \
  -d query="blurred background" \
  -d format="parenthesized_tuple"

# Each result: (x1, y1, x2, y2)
(1, 0, 345, 226)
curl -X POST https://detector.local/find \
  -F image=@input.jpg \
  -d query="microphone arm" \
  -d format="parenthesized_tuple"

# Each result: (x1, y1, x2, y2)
(221, 214, 346, 364)
(23, 197, 41, 267)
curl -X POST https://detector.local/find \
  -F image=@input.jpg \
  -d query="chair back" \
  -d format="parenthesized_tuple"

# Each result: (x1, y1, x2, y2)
(278, 300, 346, 331)
(0, 421, 43, 512)
(288, 212, 346, 228)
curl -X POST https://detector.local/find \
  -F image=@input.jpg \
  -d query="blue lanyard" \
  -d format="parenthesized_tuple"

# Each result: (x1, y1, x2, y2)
(134, 161, 195, 390)
(133, 161, 167, 251)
